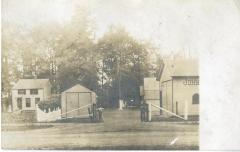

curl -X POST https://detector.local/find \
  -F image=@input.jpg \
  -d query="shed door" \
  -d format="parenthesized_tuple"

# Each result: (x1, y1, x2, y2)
(66, 92, 92, 118)
(66, 93, 78, 117)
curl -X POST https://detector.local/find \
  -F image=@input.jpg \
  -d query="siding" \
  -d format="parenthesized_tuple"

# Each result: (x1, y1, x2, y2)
(12, 89, 44, 111)
(173, 77, 199, 115)
(161, 77, 199, 116)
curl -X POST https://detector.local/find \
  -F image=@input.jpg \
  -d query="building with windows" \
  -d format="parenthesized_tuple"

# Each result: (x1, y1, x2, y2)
(157, 58, 199, 116)
(12, 79, 52, 111)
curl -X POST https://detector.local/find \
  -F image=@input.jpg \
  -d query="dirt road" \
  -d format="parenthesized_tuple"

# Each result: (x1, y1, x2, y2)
(2, 109, 198, 150)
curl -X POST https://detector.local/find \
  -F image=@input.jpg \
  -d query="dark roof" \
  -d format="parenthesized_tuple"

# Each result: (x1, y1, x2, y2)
(12, 79, 50, 89)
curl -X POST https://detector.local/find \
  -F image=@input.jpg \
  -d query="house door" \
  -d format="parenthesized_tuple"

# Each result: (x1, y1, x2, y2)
(17, 98, 22, 109)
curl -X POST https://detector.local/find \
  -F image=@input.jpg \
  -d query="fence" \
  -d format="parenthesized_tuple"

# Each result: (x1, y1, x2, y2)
(140, 102, 188, 122)
(36, 104, 61, 122)
(36, 103, 104, 122)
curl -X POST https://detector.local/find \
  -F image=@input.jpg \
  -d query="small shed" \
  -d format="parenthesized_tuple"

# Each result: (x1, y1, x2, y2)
(61, 84, 96, 118)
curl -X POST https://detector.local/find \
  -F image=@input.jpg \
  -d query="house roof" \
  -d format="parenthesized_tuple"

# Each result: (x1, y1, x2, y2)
(12, 79, 50, 89)
(160, 58, 199, 83)
(62, 84, 95, 93)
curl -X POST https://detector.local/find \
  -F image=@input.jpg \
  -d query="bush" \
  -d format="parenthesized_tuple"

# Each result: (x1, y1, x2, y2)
(38, 99, 61, 112)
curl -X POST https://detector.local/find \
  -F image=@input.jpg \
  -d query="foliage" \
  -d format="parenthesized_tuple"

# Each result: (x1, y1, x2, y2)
(96, 26, 151, 107)
(38, 100, 61, 112)
(2, 6, 161, 108)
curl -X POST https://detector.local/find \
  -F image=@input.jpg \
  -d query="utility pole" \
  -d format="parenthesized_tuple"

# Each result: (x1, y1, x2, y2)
(137, 50, 141, 105)
(118, 50, 122, 103)
(102, 58, 104, 98)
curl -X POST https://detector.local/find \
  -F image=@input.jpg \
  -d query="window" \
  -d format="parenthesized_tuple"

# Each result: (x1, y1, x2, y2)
(17, 98, 22, 109)
(26, 98, 31, 107)
(35, 98, 40, 104)
(18, 89, 26, 95)
(183, 78, 199, 85)
(30, 89, 38, 95)
(192, 93, 199, 104)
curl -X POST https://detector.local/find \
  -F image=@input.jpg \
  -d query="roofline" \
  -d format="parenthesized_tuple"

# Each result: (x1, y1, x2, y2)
(171, 76, 199, 78)
(161, 79, 172, 83)
(12, 88, 44, 90)
(62, 84, 94, 93)
(161, 75, 199, 83)
(65, 92, 94, 93)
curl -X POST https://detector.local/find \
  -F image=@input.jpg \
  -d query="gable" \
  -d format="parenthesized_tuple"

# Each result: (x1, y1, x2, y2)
(160, 58, 199, 83)
(12, 79, 50, 90)
(63, 84, 93, 93)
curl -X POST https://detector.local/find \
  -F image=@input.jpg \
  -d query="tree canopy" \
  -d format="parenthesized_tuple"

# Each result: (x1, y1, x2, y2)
(2, 8, 162, 108)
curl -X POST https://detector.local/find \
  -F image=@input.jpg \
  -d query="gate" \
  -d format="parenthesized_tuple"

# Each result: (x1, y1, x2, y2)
(140, 102, 187, 122)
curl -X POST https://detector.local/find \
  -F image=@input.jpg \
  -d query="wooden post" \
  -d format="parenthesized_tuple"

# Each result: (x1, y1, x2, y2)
(119, 100, 123, 110)
(140, 104, 146, 122)
(147, 103, 151, 122)
(92, 103, 99, 122)
(184, 100, 188, 120)
(88, 107, 93, 121)
(145, 103, 148, 122)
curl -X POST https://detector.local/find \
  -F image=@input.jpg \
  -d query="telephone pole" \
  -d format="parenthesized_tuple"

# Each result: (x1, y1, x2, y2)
(118, 50, 122, 102)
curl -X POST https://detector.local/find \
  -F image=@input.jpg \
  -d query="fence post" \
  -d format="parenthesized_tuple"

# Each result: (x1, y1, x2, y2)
(147, 103, 151, 122)
(140, 104, 144, 122)
(184, 100, 188, 120)
(92, 103, 96, 122)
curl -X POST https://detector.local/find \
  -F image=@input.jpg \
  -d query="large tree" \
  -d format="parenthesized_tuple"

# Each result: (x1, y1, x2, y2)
(55, 7, 99, 92)
(96, 26, 151, 107)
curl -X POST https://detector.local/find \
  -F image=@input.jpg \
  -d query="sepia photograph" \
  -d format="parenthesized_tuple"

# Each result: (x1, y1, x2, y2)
(2, 0, 239, 150)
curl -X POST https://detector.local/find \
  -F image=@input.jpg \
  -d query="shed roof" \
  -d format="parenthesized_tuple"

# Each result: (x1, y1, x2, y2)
(160, 59, 199, 82)
(12, 79, 50, 89)
(62, 84, 94, 93)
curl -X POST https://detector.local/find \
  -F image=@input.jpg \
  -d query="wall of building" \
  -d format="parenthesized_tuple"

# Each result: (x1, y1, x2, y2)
(173, 77, 199, 116)
(12, 89, 44, 111)
(143, 78, 160, 106)
(61, 92, 96, 118)
(161, 77, 199, 116)
(161, 80, 173, 116)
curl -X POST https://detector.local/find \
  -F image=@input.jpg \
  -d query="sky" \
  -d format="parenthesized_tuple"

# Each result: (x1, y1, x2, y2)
(2, 0, 240, 56)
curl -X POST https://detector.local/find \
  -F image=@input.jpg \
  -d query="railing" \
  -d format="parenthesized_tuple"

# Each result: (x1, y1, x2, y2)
(140, 102, 188, 122)
(151, 103, 186, 120)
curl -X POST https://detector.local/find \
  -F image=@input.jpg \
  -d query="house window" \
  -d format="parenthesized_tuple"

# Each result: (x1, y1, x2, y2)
(30, 89, 38, 95)
(17, 98, 22, 109)
(18, 89, 26, 95)
(192, 93, 199, 104)
(26, 98, 31, 107)
(35, 98, 40, 104)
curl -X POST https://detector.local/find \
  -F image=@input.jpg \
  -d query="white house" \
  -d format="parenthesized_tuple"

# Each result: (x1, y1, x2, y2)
(158, 58, 199, 116)
(142, 58, 199, 118)
(12, 79, 52, 111)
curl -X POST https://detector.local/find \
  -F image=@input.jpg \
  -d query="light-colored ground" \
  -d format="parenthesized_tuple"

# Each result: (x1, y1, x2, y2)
(1, 109, 198, 150)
